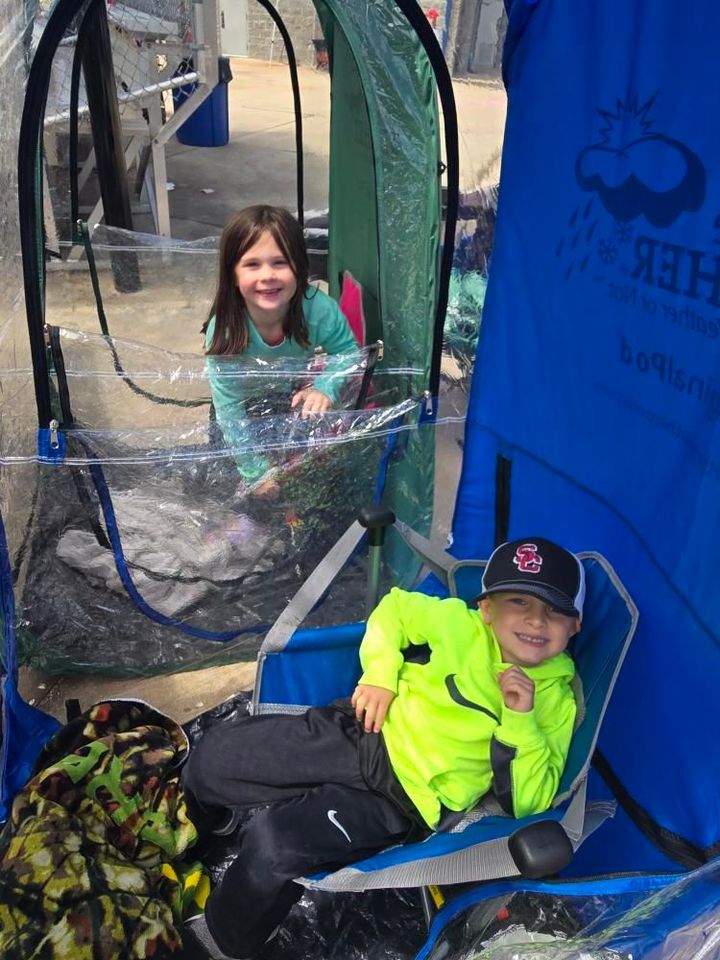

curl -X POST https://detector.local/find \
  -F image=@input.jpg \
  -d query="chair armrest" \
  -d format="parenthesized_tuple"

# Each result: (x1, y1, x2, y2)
(508, 819, 574, 879)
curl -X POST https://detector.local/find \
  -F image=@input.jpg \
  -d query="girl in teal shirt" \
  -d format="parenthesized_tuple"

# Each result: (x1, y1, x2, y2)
(203, 205, 358, 493)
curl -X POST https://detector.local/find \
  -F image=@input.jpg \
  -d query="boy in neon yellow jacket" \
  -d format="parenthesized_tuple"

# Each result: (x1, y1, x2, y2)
(355, 574, 578, 826)
(183, 536, 583, 960)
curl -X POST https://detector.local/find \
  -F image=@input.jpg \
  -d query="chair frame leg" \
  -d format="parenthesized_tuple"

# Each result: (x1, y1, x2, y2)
(420, 886, 436, 929)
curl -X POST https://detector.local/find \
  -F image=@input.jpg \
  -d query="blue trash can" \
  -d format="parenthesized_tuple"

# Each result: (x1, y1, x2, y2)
(173, 57, 232, 147)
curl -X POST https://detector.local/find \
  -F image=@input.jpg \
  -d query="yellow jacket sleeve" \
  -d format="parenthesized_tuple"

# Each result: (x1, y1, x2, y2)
(358, 588, 464, 694)
(491, 680, 576, 818)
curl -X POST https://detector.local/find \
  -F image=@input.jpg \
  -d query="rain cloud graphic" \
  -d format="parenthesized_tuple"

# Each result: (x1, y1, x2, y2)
(575, 94, 706, 228)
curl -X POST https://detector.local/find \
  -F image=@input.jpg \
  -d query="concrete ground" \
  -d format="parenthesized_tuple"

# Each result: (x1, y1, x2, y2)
(21, 59, 506, 725)
(160, 59, 506, 240)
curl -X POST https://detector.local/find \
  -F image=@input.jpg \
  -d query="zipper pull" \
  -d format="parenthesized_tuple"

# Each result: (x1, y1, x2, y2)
(49, 419, 60, 450)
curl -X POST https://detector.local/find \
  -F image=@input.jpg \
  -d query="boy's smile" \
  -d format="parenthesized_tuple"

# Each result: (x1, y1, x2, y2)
(478, 592, 580, 667)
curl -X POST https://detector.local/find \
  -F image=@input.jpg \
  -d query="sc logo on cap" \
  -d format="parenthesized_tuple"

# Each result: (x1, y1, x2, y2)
(513, 543, 543, 574)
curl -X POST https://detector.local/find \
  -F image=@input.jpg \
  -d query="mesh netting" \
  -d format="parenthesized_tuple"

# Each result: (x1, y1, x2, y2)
(6, 223, 457, 674)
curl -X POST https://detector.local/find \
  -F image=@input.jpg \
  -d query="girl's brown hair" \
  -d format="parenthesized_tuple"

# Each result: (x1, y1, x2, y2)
(203, 205, 310, 355)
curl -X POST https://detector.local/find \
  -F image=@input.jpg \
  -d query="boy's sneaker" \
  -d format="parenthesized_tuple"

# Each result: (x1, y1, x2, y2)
(183, 914, 280, 960)
(184, 915, 245, 960)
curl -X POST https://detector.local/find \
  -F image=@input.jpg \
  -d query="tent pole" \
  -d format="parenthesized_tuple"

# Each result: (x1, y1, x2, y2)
(255, 0, 304, 225)
(79, 0, 141, 292)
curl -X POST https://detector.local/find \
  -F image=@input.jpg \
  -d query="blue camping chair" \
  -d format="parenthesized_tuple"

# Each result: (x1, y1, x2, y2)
(251, 513, 638, 896)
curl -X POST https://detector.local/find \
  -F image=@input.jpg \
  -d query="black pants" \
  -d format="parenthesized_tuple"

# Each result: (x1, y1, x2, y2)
(182, 702, 423, 958)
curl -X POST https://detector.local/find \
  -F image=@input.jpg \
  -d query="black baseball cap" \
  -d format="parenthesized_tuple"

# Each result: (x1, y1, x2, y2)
(479, 537, 585, 618)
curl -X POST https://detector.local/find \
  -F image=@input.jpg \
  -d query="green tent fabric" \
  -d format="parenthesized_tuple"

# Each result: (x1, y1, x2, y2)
(315, 0, 441, 559)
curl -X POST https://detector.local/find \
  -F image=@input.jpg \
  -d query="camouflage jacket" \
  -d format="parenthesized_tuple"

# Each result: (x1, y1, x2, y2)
(0, 699, 200, 959)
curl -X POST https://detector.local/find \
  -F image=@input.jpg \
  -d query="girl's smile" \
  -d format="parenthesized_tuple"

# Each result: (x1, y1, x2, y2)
(234, 230, 298, 331)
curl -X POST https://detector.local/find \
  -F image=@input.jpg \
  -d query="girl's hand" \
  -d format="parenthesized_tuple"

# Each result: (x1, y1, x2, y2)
(499, 666, 535, 713)
(291, 387, 332, 417)
(351, 683, 395, 733)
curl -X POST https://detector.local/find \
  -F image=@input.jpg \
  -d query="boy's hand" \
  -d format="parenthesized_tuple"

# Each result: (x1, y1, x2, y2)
(351, 684, 395, 733)
(499, 667, 535, 713)
(291, 387, 332, 417)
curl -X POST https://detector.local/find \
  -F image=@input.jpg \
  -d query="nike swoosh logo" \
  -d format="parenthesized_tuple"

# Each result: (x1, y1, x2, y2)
(445, 674, 499, 721)
(327, 809, 352, 843)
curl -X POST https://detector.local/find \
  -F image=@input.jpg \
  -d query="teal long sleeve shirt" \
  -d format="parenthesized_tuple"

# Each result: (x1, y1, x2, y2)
(359, 588, 577, 829)
(205, 287, 359, 482)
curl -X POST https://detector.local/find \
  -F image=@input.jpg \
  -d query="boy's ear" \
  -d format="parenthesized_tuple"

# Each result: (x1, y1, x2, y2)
(478, 597, 493, 623)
